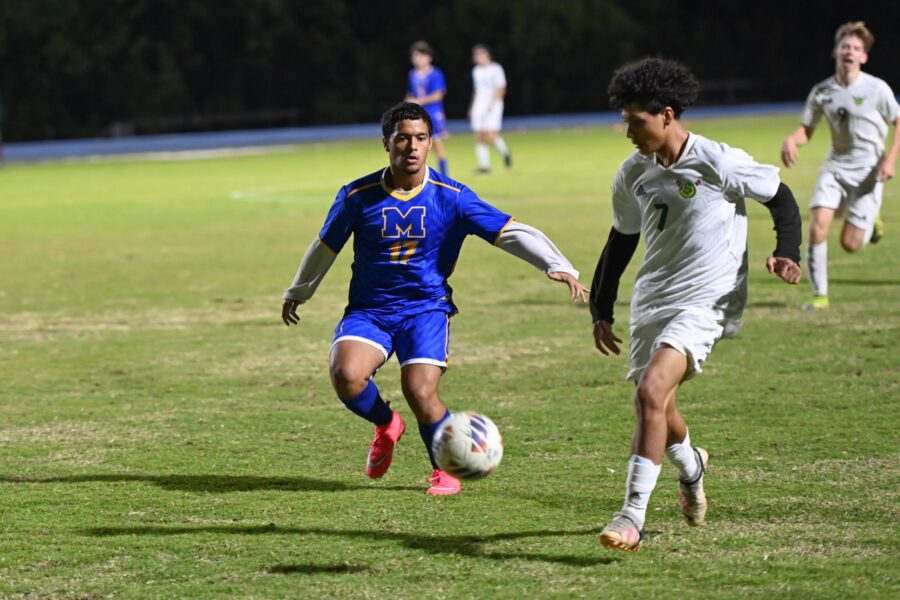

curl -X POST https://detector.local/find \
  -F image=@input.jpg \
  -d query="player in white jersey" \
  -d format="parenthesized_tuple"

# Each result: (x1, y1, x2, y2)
(591, 58, 803, 552)
(781, 22, 900, 310)
(468, 44, 511, 173)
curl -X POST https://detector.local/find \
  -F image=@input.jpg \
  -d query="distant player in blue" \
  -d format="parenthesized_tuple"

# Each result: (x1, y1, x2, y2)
(282, 102, 587, 495)
(405, 40, 450, 176)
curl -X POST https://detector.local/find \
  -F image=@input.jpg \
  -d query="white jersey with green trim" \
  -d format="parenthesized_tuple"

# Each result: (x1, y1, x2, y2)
(802, 72, 900, 180)
(612, 133, 780, 326)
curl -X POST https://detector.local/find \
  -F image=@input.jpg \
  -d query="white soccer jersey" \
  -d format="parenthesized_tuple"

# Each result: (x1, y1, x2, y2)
(471, 62, 506, 112)
(802, 73, 900, 178)
(612, 133, 780, 326)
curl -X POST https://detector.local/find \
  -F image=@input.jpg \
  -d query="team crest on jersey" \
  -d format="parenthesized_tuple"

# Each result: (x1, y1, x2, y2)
(676, 179, 700, 199)
(853, 96, 865, 106)
(382, 206, 426, 238)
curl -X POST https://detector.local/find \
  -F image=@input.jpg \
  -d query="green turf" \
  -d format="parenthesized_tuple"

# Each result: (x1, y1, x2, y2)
(1, 114, 897, 599)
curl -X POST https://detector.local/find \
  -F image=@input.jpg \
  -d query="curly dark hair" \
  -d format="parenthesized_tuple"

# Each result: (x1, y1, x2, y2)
(381, 102, 433, 137)
(607, 58, 699, 117)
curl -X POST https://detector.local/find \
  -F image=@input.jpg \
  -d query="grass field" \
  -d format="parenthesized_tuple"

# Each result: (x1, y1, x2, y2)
(1, 114, 897, 599)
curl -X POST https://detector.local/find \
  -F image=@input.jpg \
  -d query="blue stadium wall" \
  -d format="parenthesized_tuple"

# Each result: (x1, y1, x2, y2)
(3, 103, 808, 162)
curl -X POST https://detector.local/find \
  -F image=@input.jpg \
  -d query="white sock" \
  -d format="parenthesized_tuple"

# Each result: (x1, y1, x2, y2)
(807, 241, 828, 296)
(665, 430, 699, 481)
(493, 136, 509, 157)
(476, 143, 490, 169)
(620, 455, 661, 528)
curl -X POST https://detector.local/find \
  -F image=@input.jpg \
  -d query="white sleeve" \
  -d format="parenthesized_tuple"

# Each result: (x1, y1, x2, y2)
(716, 143, 780, 202)
(495, 221, 579, 278)
(801, 85, 823, 128)
(877, 80, 900, 123)
(283, 238, 337, 303)
(612, 167, 642, 234)
(494, 64, 507, 88)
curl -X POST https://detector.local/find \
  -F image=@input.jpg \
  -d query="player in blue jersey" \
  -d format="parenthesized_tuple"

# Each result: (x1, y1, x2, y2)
(405, 41, 450, 176)
(282, 102, 587, 495)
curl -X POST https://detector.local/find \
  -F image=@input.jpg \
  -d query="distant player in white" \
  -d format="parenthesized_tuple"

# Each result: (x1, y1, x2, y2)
(469, 44, 511, 173)
(781, 21, 900, 311)
(592, 58, 802, 552)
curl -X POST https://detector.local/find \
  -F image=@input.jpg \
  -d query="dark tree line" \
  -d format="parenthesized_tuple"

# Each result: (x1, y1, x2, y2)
(0, 0, 897, 142)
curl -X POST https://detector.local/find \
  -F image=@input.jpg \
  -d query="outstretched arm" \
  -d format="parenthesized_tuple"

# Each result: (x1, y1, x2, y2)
(781, 125, 815, 168)
(589, 228, 640, 356)
(878, 117, 900, 181)
(281, 238, 338, 326)
(494, 221, 588, 302)
(762, 183, 803, 284)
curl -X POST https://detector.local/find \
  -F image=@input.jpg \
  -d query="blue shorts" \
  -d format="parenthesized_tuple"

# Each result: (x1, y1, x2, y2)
(427, 106, 448, 138)
(332, 310, 450, 368)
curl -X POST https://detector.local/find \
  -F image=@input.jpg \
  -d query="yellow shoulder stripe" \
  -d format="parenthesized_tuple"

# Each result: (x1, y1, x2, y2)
(428, 178, 461, 192)
(346, 181, 381, 198)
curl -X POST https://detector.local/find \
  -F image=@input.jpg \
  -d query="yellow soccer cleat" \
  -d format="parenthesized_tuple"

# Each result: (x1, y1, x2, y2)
(801, 295, 829, 311)
(871, 216, 884, 244)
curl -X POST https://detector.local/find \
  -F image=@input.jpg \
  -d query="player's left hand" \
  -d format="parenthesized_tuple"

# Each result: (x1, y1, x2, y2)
(877, 160, 895, 181)
(766, 256, 802, 285)
(548, 272, 589, 303)
(282, 299, 301, 326)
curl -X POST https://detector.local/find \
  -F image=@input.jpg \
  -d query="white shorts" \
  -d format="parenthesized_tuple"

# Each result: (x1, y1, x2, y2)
(627, 307, 732, 382)
(470, 102, 504, 132)
(810, 169, 883, 238)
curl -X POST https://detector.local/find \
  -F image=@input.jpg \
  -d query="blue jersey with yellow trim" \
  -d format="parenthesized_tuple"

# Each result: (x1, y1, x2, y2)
(408, 67, 447, 118)
(319, 167, 512, 317)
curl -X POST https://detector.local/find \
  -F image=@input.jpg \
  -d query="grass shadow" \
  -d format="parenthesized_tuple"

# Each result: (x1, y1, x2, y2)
(828, 278, 900, 287)
(83, 524, 618, 567)
(0, 473, 420, 493)
(266, 563, 368, 575)
(745, 300, 790, 308)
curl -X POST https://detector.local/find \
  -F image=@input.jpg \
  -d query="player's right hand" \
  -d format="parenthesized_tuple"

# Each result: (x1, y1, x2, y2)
(593, 320, 622, 356)
(780, 138, 798, 168)
(282, 300, 300, 326)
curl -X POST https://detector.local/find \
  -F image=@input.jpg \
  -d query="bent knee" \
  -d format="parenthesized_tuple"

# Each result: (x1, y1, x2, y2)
(840, 238, 863, 253)
(402, 379, 437, 405)
(330, 364, 371, 398)
(635, 381, 669, 414)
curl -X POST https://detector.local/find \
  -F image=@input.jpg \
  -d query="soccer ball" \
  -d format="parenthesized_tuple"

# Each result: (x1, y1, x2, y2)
(432, 411, 503, 479)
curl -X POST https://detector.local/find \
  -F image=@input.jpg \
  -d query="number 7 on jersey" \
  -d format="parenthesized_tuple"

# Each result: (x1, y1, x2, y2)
(652, 203, 669, 231)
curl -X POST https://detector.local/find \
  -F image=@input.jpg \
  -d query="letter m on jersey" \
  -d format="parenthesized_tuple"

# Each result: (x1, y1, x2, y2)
(382, 206, 426, 239)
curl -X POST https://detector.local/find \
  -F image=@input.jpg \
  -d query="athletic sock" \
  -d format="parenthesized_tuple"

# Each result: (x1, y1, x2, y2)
(418, 409, 451, 469)
(665, 430, 699, 481)
(620, 454, 662, 528)
(475, 143, 490, 170)
(807, 240, 828, 296)
(438, 158, 449, 176)
(493, 136, 510, 158)
(339, 379, 393, 426)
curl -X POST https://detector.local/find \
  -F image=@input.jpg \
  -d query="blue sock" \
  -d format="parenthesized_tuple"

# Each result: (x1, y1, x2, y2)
(340, 379, 393, 426)
(418, 409, 451, 469)
(438, 158, 448, 176)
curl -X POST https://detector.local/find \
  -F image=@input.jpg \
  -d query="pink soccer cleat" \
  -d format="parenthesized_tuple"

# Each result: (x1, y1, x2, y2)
(599, 513, 646, 552)
(426, 469, 461, 496)
(365, 412, 405, 479)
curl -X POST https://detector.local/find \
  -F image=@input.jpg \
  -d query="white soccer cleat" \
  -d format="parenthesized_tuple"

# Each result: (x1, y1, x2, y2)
(679, 447, 709, 526)
(599, 513, 645, 552)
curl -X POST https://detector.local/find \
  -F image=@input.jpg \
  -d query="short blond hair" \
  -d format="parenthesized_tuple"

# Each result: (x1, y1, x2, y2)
(835, 21, 874, 52)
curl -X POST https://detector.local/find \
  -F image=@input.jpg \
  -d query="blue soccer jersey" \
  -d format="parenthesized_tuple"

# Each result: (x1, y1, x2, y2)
(318, 168, 513, 317)
(408, 67, 448, 136)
